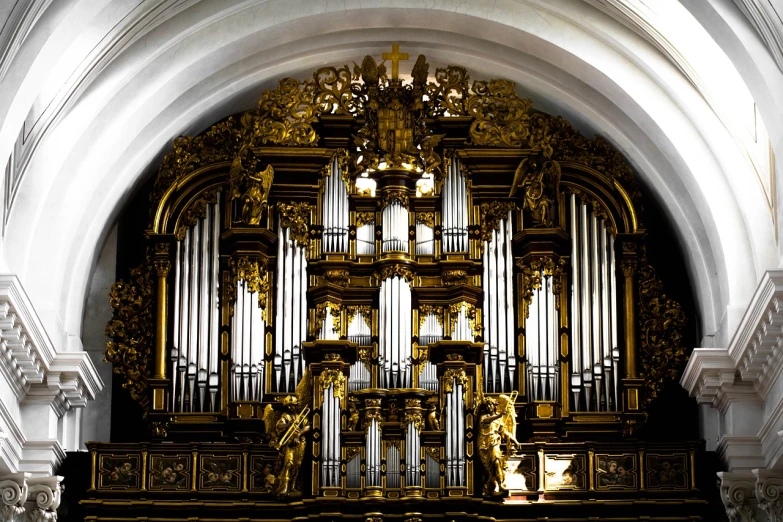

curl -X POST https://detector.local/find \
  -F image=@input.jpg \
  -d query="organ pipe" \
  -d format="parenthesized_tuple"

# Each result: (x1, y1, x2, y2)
(382, 200, 408, 253)
(379, 276, 412, 388)
(482, 212, 515, 393)
(322, 157, 349, 253)
(569, 196, 620, 411)
(443, 156, 468, 252)
(321, 384, 341, 488)
(170, 198, 222, 412)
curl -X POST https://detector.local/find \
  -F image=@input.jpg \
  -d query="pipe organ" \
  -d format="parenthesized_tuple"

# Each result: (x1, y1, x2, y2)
(94, 48, 706, 521)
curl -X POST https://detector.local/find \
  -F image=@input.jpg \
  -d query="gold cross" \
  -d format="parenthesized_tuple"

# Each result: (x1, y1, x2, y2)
(382, 44, 409, 80)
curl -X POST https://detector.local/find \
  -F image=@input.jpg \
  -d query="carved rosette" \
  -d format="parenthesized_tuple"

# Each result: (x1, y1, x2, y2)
(276, 201, 313, 249)
(105, 253, 155, 414)
(320, 369, 346, 400)
(479, 202, 515, 243)
(637, 247, 687, 406)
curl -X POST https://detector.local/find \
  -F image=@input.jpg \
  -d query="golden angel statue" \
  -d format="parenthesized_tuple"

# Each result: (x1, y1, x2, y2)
(229, 146, 274, 226)
(476, 392, 519, 496)
(262, 370, 311, 497)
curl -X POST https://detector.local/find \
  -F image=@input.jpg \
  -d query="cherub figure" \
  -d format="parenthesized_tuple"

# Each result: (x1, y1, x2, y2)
(426, 404, 440, 431)
(347, 401, 360, 431)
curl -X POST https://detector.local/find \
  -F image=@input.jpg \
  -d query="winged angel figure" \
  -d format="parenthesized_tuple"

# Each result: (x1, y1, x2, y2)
(262, 368, 312, 497)
(476, 390, 520, 496)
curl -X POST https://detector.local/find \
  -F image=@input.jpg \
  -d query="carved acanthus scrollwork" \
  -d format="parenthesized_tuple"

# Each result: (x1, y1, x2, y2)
(448, 302, 480, 337)
(517, 257, 566, 315)
(320, 369, 346, 400)
(105, 253, 154, 414)
(380, 190, 410, 210)
(228, 257, 270, 320)
(403, 411, 424, 433)
(250, 78, 321, 146)
(416, 212, 435, 228)
(312, 302, 341, 338)
(418, 304, 444, 328)
(441, 269, 469, 286)
(346, 305, 372, 330)
(355, 212, 375, 228)
(443, 369, 468, 395)
(323, 269, 350, 287)
(758, 472, 783, 522)
(479, 202, 515, 242)
(229, 146, 273, 226)
(375, 264, 415, 284)
(27, 478, 62, 522)
(276, 201, 313, 249)
(637, 246, 687, 406)
(467, 79, 532, 148)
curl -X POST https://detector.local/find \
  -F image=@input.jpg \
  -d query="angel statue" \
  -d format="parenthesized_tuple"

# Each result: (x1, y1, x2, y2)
(262, 371, 311, 497)
(476, 393, 520, 497)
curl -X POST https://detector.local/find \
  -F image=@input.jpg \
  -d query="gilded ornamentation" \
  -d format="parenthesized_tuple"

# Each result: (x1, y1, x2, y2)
(347, 402, 360, 432)
(355, 212, 375, 228)
(442, 269, 469, 286)
(175, 189, 220, 240)
(312, 302, 341, 338)
(276, 201, 313, 248)
(416, 212, 435, 228)
(403, 411, 424, 433)
(313, 65, 361, 116)
(637, 247, 687, 405)
(229, 146, 273, 226)
(262, 396, 311, 497)
(152, 118, 242, 208)
(375, 264, 414, 284)
(443, 368, 468, 394)
(418, 304, 444, 327)
(512, 154, 561, 227)
(424, 446, 441, 462)
(517, 257, 566, 314)
(427, 404, 441, 431)
(426, 65, 470, 117)
(323, 269, 350, 287)
(346, 305, 372, 331)
(467, 80, 532, 148)
(621, 260, 637, 278)
(230, 257, 270, 319)
(404, 398, 421, 408)
(150, 422, 168, 438)
(479, 201, 515, 242)
(153, 259, 170, 278)
(448, 302, 480, 337)
(476, 394, 519, 496)
(320, 369, 346, 400)
(324, 353, 342, 362)
(252, 78, 320, 146)
(421, 134, 445, 180)
(446, 354, 464, 362)
(380, 189, 410, 210)
(105, 254, 154, 415)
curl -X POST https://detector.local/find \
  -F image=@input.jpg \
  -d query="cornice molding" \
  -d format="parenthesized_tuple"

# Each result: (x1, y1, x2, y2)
(0, 275, 103, 410)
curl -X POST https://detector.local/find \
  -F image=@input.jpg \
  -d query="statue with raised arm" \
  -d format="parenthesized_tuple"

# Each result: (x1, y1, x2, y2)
(477, 395, 518, 496)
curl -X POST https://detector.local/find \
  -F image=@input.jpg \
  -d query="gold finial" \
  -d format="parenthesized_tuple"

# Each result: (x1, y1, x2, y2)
(382, 43, 409, 80)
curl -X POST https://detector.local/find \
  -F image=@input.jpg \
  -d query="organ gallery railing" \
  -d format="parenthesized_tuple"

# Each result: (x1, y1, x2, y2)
(101, 46, 694, 508)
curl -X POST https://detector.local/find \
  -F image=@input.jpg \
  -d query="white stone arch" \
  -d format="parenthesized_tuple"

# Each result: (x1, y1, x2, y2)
(0, 0, 773, 361)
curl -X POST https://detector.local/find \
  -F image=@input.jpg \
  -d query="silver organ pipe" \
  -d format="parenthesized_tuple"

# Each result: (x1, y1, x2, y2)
(357, 220, 376, 255)
(230, 279, 267, 402)
(322, 157, 349, 253)
(445, 384, 465, 486)
(382, 199, 408, 252)
(366, 419, 381, 487)
(419, 312, 442, 391)
(347, 453, 361, 489)
(569, 195, 619, 411)
(482, 212, 515, 392)
(443, 156, 468, 252)
(405, 421, 421, 488)
(379, 276, 412, 388)
(387, 444, 401, 489)
(348, 312, 372, 391)
(171, 197, 222, 412)
(319, 305, 340, 341)
(415, 219, 434, 255)
(274, 225, 308, 392)
(321, 384, 341, 487)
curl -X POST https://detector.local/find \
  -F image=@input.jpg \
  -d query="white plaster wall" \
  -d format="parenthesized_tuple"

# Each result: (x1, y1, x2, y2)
(80, 225, 116, 446)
